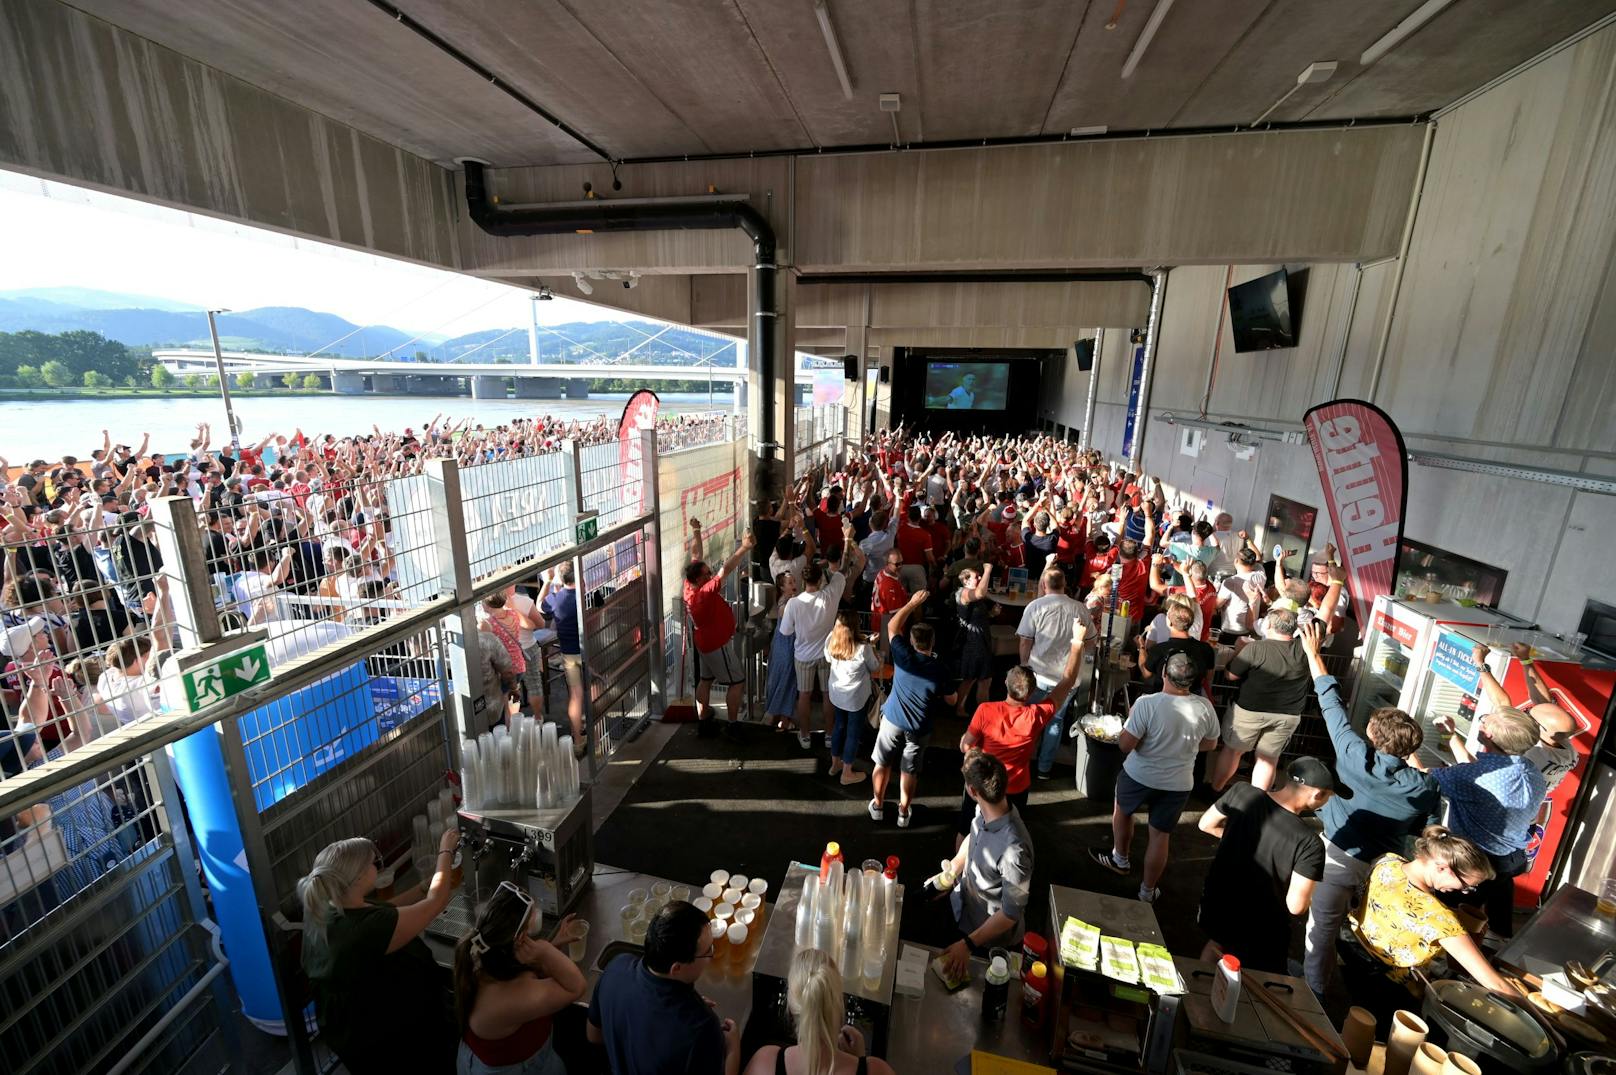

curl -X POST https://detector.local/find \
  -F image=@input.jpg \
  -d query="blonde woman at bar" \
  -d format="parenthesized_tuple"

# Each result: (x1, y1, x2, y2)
(299, 828, 459, 1074)
(742, 948, 895, 1075)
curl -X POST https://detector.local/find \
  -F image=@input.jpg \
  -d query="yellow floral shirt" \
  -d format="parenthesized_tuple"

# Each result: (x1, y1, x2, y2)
(1351, 854, 1465, 970)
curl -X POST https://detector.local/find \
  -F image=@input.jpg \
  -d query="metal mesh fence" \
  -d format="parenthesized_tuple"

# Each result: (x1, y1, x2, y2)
(794, 404, 846, 475)
(583, 530, 653, 759)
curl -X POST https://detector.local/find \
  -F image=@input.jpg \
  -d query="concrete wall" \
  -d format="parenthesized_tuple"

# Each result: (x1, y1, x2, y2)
(1054, 21, 1616, 634)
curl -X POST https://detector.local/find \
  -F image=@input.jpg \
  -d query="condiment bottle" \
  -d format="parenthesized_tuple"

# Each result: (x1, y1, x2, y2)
(982, 954, 1010, 1023)
(1021, 961, 1049, 1028)
(1021, 932, 1048, 981)
(1210, 954, 1241, 1023)
(820, 841, 843, 884)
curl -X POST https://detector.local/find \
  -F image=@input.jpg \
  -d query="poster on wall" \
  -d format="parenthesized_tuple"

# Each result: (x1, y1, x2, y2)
(1303, 398, 1408, 627)
(1120, 344, 1146, 459)
(617, 389, 660, 514)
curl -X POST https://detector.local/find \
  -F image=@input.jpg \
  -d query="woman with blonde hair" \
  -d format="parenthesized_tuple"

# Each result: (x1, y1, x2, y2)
(743, 948, 895, 1075)
(824, 615, 879, 786)
(298, 828, 460, 1073)
(1346, 824, 1521, 1017)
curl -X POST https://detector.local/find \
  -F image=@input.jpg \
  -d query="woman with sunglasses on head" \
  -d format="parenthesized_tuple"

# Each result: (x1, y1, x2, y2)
(743, 948, 895, 1075)
(1349, 824, 1522, 998)
(453, 882, 587, 1075)
(298, 827, 460, 1074)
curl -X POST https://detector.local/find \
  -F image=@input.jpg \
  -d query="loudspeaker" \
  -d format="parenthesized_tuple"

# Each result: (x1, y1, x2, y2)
(843, 355, 858, 380)
(1075, 338, 1095, 372)
(878, 366, 890, 383)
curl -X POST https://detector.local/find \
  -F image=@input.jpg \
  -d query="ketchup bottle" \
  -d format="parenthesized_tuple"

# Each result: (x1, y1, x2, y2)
(1021, 961, 1050, 1028)
(819, 841, 843, 884)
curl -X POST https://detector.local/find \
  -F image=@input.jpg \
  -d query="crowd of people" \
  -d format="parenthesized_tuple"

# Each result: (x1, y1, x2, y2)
(676, 425, 1581, 1030)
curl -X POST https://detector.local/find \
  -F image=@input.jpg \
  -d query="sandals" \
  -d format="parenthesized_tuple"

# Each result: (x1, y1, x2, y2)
(773, 718, 799, 733)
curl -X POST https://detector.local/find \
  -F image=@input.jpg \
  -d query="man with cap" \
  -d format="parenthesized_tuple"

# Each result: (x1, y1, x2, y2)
(1196, 756, 1334, 973)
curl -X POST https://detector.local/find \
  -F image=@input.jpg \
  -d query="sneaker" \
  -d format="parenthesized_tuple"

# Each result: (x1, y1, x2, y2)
(867, 799, 884, 822)
(1138, 886, 1160, 904)
(796, 732, 813, 751)
(828, 760, 843, 777)
(1089, 848, 1131, 875)
(1034, 769, 1054, 781)
(572, 738, 589, 760)
(896, 808, 912, 828)
(839, 769, 868, 787)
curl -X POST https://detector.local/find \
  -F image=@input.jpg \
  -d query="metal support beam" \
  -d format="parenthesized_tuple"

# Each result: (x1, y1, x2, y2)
(425, 458, 485, 747)
(149, 496, 221, 650)
(641, 427, 667, 722)
(1128, 270, 1169, 474)
(1081, 327, 1104, 452)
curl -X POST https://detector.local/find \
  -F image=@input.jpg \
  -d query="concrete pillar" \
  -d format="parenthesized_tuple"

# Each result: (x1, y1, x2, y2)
(371, 374, 401, 393)
(732, 376, 748, 410)
(512, 378, 563, 399)
(747, 270, 795, 513)
(471, 376, 508, 399)
(845, 324, 868, 443)
(563, 378, 591, 399)
(331, 371, 364, 394)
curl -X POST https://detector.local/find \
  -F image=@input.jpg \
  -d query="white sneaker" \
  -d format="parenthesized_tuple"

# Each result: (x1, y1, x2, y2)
(897, 808, 912, 829)
(797, 732, 813, 750)
(1138, 886, 1160, 904)
(867, 799, 883, 822)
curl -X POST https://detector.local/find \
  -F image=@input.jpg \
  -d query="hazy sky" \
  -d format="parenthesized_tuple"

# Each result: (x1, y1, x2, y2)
(0, 168, 631, 336)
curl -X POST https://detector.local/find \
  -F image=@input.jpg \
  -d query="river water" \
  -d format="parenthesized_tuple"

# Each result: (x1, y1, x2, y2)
(0, 392, 734, 459)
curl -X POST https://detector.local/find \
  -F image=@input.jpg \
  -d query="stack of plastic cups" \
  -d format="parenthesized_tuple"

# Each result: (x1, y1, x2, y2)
(461, 739, 481, 810)
(439, 787, 457, 827)
(426, 797, 443, 840)
(796, 874, 818, 947)
(534, 745, 550, 810)
(747, 878, 768, 927)
(411, 814, 431, 877)
(860, 880, 885, 988)
(727, 920, 749, 967)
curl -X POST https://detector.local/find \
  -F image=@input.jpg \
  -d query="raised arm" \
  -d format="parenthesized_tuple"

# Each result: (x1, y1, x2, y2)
(716, 530, 757, 581)
(1045, 618, 1090, 713)
(1469, 645, 1514, 710)
(889, 588, 928, 640)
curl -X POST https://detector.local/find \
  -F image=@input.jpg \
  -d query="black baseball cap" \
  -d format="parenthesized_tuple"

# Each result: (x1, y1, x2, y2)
(1284, 756, 1335, 792)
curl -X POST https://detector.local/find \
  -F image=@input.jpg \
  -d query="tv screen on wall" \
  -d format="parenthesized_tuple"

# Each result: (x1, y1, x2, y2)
(923, 361, 1010, 410)
(1228, 269, 1297, 352)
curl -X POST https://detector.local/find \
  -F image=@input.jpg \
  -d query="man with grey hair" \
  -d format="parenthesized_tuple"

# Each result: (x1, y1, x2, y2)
(1090, 652, 1220, 902)
(1211, 607, 1311, 792)
(1016, 566, 1095, 779)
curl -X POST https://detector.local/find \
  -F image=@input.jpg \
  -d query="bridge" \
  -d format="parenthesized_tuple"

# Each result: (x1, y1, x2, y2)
(154, 348, 822, 401)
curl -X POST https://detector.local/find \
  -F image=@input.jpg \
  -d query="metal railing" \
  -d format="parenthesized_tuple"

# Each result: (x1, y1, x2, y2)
(794, 403, 847, 476)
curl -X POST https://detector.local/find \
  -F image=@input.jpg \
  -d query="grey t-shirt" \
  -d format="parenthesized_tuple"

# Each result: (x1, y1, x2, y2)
(1121, 691, 1220, 791)
(951, 805, 1033, 943)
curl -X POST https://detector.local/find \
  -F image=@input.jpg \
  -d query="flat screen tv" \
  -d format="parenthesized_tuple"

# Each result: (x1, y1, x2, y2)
(1228, 268, 1297, 352)
(923, 361, 1010, 410)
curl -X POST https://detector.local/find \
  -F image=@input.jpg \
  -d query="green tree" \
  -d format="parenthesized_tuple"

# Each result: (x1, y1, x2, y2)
(15, 364, 42, 387)
(183, 374, 201, 389)
(302, 373, 323, 390)
(82, 370, 110, 388)
(282, 371, 300, 389)
(202, 375, 218, 389)
(40, 360, 72, 387)
(236, 371, 255, 388)
(151, 365, 175, 389)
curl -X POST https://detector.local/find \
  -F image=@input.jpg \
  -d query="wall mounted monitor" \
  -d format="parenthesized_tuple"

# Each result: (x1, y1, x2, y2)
(1228, 268, 1298, 352)
(922, 361, 1011, 410)
(1396, 537, 1508, 608)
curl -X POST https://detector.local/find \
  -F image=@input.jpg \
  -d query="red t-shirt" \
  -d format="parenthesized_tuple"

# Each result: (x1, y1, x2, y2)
(1080, 547, 1111, 593)
(872, 571, 909, 615)
(682, 576, 736, 652)
(927, 519, 952, 558)
(813, 504, 843, 558)
(895, 522, 933, 567)
(968, 700, 1056, 795)
(1054, 521, 1086, 566)
(1107, 553, 1150, 620)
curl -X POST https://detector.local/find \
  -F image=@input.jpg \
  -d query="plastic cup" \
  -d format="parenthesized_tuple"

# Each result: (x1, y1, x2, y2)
(710, 920, 729, 960)
(741, 893, 762, 913)
(748, 877, 769, 898)
(628, 918, 647, 944)
(726, 922, 749, 962)
(694, 896, 714, 917)
(568, 920, 590, 961)
(651, 880, 673, 901)
(619, 906, 641, 932)
(710, 869, 730, 887)
(713, 901, 735, 925)
(625, 887, 648, 908)
(722, 887, 742, 906)
(735, 908, 756, 929)
(702, 882, 724, 901)
(672, 885, 692, 903)
(729, 874, 750, 892)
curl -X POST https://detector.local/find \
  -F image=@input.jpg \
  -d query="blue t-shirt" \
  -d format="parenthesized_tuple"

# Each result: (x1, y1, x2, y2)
(882, 634, 952, 733)
(587, 956, 725, 1074)
(544, 587, 580, 655)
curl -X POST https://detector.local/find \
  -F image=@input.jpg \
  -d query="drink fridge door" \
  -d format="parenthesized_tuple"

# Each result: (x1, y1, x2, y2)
(1351, 595, 1424, 726)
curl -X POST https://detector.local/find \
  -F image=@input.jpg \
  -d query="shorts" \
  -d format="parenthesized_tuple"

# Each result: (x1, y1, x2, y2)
(872, 720, 931, 775)
(695, 639, 744, 686)
(562, 653, 584, 693)
(1224, 703, 1301, 757)
(1114, 770, 1190, 833)
(794, 657, 829, 692)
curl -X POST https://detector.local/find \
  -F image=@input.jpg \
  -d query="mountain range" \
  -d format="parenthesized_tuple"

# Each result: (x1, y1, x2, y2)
(0, 287, 740, 364)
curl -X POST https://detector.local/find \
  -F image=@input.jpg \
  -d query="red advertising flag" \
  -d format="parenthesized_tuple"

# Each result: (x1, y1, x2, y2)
(1302, 399, 1408, 627)
(617, 389, 660, 514)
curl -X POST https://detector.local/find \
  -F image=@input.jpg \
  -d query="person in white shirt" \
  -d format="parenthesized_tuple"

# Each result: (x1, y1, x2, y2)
(234, 547, 297, 624)
(1208, 512, 1243, 576)
(1016, 567, 1096, 780)
(858, 507, 898, 586)
(824, 616, 879, 787)
(768, 514, 815, 593)
(779, 529, 861, 749)
(1216, 547, 1267, 639)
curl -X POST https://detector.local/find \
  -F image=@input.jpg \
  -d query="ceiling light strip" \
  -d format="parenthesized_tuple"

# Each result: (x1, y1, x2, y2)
(814, 0, 855, 100)
(1121, 0, 1177, 80)
(1359, 0, 1458, 67)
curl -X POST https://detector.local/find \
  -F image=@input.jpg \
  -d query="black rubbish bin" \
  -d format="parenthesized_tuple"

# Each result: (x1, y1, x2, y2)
(1080, 734, 1123, 805)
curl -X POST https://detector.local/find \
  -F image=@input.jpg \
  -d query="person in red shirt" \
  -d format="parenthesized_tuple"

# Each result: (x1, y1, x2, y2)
(1053, 507, 1086, 576)
(870, 550, 909, 654)
(923, 505, 952, 564)
(955, 627, 1086, 848)
(1105, 538, 1152, 625)
(681, 524, 756, 741)
(894, 504, 933, 592)
(1079, 533, 1113, 593)
(813, 488, 845, 562)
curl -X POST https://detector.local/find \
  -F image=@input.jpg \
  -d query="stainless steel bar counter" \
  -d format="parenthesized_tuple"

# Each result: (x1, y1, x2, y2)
(884, 942, 1051, 1070)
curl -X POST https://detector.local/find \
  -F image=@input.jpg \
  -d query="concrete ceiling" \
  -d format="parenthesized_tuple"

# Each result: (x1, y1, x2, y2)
(64, 0, 1616, 167)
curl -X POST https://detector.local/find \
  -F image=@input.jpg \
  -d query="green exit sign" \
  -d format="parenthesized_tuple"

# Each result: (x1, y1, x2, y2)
(575, 516, 598, 544)
(182, 642, 271, 712)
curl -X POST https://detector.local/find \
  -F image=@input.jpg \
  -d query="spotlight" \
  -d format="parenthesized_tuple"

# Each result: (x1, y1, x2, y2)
(623, 272, 641, 290)
(572, 271, 593, 296)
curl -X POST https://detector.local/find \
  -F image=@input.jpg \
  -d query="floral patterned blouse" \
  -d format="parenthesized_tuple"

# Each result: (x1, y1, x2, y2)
(1351, 854, 1465, 971)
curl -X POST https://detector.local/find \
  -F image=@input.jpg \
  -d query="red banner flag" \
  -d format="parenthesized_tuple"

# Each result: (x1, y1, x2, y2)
(1303, 399, 1408, 627)
(617, 389, 660, 514)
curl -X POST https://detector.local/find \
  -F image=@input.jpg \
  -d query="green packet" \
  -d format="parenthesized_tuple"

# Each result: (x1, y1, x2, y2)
(1136, 943, 1185, 995)
(1059, 916, 1101, 970)
(1099, 935, 1140, 985)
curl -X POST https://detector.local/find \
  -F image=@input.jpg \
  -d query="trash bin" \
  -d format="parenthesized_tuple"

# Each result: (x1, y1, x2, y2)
(1082, 735, 1123, 804)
